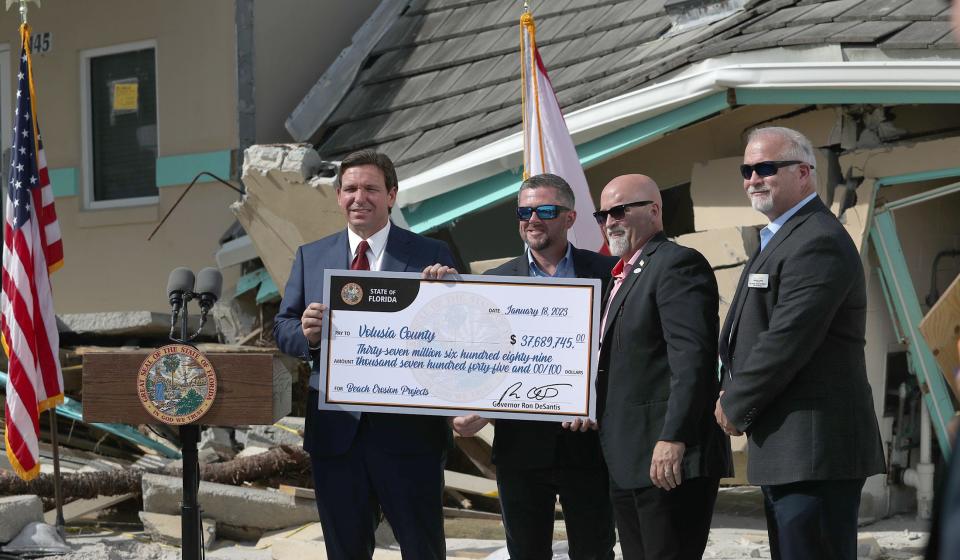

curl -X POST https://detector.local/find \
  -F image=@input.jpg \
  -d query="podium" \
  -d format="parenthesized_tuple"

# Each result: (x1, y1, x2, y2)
(82, 350, 290, 426)
(82, 349, 291, 558)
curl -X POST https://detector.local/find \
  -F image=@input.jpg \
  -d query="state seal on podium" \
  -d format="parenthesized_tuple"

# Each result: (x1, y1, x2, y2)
(136, 344, 218, 425)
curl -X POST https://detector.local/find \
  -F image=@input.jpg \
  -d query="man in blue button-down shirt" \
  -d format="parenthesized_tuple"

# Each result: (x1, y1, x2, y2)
(453, 173, 618, 560)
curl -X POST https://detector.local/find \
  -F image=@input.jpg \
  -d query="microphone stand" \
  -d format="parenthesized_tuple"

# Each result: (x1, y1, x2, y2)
(172, 291, 203, 560)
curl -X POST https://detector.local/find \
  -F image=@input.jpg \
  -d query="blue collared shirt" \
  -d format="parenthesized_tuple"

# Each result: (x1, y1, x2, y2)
(760, 192, 817, 251)
(528, 243, 576, 278)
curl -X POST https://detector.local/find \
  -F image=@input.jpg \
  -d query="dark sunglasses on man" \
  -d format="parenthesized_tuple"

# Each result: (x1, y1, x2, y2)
(516, 204, 570, 221)
(739, 160, 814, 180)
(592, 200, 654, 224)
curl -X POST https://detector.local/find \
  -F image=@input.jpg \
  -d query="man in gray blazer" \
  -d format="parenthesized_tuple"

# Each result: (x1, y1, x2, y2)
(715, 127, 886, 560)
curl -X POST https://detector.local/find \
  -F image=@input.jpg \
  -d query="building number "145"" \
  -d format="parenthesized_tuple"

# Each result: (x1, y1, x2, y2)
(30, 32, 51, 54)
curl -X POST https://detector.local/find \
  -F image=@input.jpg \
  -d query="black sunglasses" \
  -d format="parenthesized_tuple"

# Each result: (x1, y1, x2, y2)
(516, 204, 571, 221)
(592, 200, 654, 224)
(739, 160, 813, 179)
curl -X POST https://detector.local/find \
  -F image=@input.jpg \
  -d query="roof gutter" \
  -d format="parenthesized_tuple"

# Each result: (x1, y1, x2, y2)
(397, 60, 960, 210)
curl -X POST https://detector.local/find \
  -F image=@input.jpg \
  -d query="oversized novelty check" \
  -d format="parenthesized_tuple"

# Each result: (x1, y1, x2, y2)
(317, 270, 601, 421)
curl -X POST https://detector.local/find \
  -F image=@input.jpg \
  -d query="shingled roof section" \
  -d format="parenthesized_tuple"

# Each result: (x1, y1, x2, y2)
(311, 0, 956, 180)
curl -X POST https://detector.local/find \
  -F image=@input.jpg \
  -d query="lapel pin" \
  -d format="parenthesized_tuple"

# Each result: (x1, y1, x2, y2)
(633, 267, 642, 274)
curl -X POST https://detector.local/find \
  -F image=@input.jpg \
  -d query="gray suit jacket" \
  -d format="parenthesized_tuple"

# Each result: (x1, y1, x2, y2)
(719, 197, 886, 485)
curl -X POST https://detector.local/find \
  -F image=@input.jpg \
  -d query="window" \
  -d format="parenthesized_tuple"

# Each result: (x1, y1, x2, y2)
(80, 41, 158, 208)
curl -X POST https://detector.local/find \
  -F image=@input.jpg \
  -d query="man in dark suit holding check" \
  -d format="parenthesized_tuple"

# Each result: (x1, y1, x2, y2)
(579, 174, 731, 559)
(273, 150, 456, 560)
(452, 173, 617, 560)
(715, 127, 885, 560)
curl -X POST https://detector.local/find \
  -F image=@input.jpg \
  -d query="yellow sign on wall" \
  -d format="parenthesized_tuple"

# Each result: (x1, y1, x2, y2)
(113, 82, 138, 112)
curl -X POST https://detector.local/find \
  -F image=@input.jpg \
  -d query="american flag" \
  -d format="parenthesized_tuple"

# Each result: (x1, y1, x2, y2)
(2, 23, 64, 481)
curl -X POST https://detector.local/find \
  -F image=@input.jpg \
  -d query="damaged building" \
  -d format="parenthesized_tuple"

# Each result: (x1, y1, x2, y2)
(0, 0, 958, 554)
(232, 0, 960, 522)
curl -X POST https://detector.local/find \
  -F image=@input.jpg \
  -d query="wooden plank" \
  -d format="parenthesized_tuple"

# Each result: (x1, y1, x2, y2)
(443, 506, 501, 520)
(444, 469, 498, 498)
(920, 274, 960, 399)
(475, 424, 494, 447)
(278, 484, 316, 500)
(83, 351, 287, 426)
(454, 436, 496, 479)
(45, 494, 135, 523)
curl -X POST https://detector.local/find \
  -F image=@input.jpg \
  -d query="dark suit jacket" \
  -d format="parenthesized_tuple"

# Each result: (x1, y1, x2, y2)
(598, 233, 732, 489)
(485, 245, 618, 470)
(719, 197, 885, 485)
(273, 225, 456, 457)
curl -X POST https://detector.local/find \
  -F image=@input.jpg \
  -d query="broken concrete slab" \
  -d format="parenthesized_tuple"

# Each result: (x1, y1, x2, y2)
(255, 522, 324, 549)
(839, 136, 960, 187)
(139, 511, 216, 549)
(206, 542, 273, 560)
(236, 424, 303, 449)
(167, 447, 221, 473)
(44, 493, 135, 524)
(142, 473, 319, 536)
(270, 538, 326, 560)
(0, 495, 42, 543)
(200, 427, 237, 460)
(234, 144, 344, 296)
(59, 311, 215, 338)
(211, 297, 260, 346)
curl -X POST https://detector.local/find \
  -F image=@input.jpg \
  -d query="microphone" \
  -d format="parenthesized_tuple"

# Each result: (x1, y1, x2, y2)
(167, 267, 195, 311)
(195, 267, 223, 312)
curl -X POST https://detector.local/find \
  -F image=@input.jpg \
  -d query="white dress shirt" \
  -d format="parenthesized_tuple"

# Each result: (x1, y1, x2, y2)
(347, 221, 391, 271)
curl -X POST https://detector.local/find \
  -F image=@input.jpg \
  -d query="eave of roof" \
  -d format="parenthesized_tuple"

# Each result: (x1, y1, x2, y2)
(396, 56, 960, 233)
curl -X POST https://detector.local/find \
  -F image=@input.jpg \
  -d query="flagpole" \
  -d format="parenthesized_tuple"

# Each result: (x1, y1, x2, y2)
(48, 409, 65, 535)
(15, 0, 65, 537)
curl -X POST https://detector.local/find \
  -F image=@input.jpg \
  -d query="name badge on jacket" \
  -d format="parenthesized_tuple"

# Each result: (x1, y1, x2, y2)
(748, 273, 769, 289)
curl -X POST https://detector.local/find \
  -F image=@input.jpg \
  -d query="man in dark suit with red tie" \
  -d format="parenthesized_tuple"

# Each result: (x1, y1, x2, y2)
(715, 127, 885, 560)
(585, 174, 731, 559)
(274, 150, 456, 560)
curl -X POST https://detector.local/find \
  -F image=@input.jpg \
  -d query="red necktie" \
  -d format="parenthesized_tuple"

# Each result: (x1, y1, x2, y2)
(351, 240, 370, 270)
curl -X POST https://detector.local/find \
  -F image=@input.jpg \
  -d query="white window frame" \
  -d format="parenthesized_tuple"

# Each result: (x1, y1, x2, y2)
(79, 39, 159, 210)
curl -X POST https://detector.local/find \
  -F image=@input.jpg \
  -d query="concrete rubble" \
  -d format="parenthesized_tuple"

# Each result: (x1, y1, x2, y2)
(139, 511, 216, 548)
(141, 473, 319, 538)
(232, 143, 344, 296)
(199, 427, 237, 460)
(235, 423, 303, 449)
(0, 494, 43, 542)
(59, 311, 215, 338)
